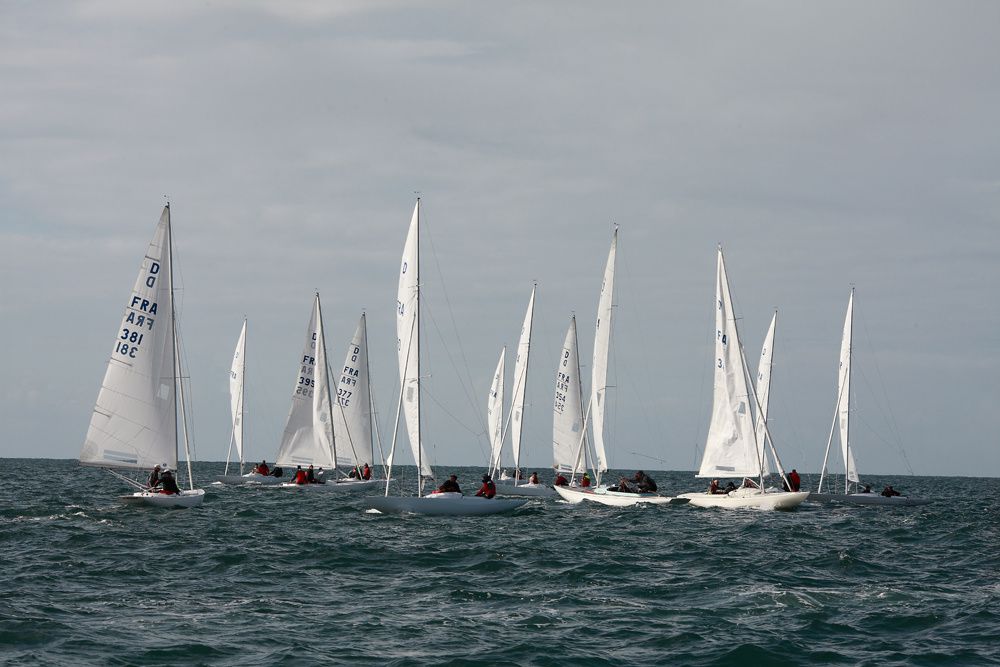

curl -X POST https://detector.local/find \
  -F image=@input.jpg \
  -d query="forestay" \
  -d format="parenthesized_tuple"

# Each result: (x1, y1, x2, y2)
(332, 314, 373, 469)
(275, 294, 336, 469)
(553, 316, 585, 473)
(698, 248, 760, 478)
(396, 201, 433, 478)
(590, 227, 617, 475)
(81, 207, 178, 470)
(487, 347, 506, 472)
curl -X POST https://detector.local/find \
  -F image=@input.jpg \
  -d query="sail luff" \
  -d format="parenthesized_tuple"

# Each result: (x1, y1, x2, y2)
(591, 227, 617, 474)
(80, 206, 178, 471)
(509, 285, 535, 472)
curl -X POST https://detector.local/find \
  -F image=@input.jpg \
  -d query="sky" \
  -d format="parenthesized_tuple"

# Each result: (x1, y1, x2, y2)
(2, 1, 998, 478)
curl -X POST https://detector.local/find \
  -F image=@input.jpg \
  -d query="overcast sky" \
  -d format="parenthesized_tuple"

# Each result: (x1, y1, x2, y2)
(2, 1, 998, 478)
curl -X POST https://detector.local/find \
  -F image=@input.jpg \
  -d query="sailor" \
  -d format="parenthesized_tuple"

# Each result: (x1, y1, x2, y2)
(633, 470, 657, 493)
(709, 479, 721, 494)
(553, 473, 569, 487)
(528, 472, 540, 485)
(438, 474, 461, 493)
(147, 464, 162, 489)
(159, 467, 181, 495)
(306, 464, 317, 484)
(787, 469, 801, 492)
(361, 463, 372, 480)
(580, 472, 592, 488)
(881, 485, 901, 497)
(293, 465, 307, 485)
(256, 460, 270, 476)
(613, 477, 635, 493)
(475, 474, 496, 499)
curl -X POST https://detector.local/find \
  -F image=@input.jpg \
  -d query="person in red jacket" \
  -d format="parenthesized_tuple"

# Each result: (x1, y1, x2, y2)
(361, 463, 372, 480)
(580, 473, 592, 488)
(293, 465, 307, 485)
(256, 460, 270, 476)
(553, 473, 569, 487)
(475, 475, 496, 499)
(787, 469, 801, 492)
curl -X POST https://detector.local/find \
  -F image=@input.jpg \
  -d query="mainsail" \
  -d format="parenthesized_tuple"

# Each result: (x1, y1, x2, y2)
(487, 348, 506, 472)
(838, 289, 859, 484)
(332, 314, 374, 470)
(81, 206, 178, 470)
(752, 312, 776, 476)
(509, 286, 536, 471)
(275, 294, 336, 469)
(228, 319, 247, 472)
(553, 316, 585, 473)
(590, 226, 617, 475)
(396, 200, 433, 479)
(698, 247, 760, 478)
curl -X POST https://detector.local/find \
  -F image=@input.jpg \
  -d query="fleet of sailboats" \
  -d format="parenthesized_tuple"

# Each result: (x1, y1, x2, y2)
(80, 203, 922, 514)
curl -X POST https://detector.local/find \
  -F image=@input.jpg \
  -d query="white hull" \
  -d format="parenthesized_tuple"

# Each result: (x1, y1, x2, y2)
(809, 492, 930, 506)
(362, 492, 528, 516)
(678, 489, 809, 510)
(279, 479, 383, 492)
(553, 484, 686, 507)
(494, 482, 555, 497)
(215, 473, 283, 486)
(120, 489, 206, 508)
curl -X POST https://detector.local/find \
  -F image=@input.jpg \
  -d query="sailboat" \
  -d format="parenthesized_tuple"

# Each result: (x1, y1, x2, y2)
(677, 247, 808, 510)
(80, 204, 205, 508)
(275, 295, 381, 491)
(363, 200, 528, 516)
(811, 290, 928, 506)
(551, 230, 679, 507)
(491, 287, 554, 498)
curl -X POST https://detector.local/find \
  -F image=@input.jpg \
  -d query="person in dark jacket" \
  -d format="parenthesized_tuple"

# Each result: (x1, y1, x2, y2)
(147, 464, 162, 489)
(633, 471, 658, 493)
(306, 465, 317, 483)
(159, 467, 181, 495)
(438, 474, 461, 493)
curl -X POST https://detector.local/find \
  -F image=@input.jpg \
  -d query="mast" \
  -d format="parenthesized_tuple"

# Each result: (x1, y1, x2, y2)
(240, 318, 246, 474)
(166, 204, 194, 491)
(843, 288, 855, 494)
(415, 198, 423, 496)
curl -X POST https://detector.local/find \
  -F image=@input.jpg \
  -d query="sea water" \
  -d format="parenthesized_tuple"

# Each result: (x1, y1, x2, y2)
(1, 459, 998, 666)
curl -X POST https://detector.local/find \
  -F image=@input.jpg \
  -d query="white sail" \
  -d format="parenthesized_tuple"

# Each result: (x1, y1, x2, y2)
(698, 248, 760, 478)
(752, 312, 776, 476)
(487, 347, 506, 471)
(509, 286, 536, 470)
(839, 289, 859, 484)
(553, 316, 585, 472)
(333, 314, 373, 470)
(591, 226, 617, 474)
(229, 319, 247, 467)
(275, 294, 336, 469)
(81, 206, 178, 470)
(397, 200, 433, 478)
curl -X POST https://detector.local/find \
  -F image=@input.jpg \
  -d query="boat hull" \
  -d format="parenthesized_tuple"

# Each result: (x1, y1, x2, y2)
(362, 493, 528, 516)
(494, 482, 556, 497)
(279, 479, 383, 492)
(808, 492, 930, 506)
(120, 489, 206, 508)
(215, 473, 283, 486)
(553, 485, 686, 506)
(678, 489, 809, 510)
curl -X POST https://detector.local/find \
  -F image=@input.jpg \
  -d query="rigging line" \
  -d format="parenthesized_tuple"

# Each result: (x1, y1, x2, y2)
(421, 216, 489, 439)
(423, 386, 487, 438)
(860, 314, 915, 475)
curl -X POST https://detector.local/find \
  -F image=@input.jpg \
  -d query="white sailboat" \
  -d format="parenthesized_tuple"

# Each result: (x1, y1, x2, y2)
(492, 287, 554, 498)
(811, 290, 928, 506)
(275, 295, 380, 491)
(677, 247, 808, 510)
(363, 200, 528, 515)
(80, 204, 205, 508)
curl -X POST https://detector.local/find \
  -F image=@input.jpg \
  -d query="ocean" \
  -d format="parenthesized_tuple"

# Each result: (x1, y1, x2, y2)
(1, 459, 997, 666)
